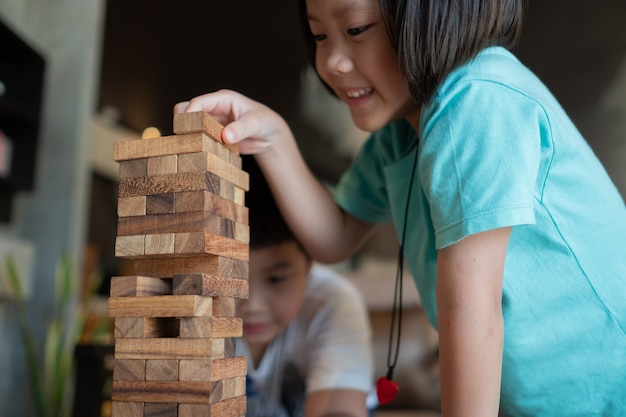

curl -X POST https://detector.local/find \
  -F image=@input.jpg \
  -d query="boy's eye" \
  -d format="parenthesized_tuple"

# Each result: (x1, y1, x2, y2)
(347, 25, 371, 36)
(268, 275, 287, 284)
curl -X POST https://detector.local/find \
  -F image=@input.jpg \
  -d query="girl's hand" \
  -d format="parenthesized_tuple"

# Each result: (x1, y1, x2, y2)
(173, 89, 292, 156)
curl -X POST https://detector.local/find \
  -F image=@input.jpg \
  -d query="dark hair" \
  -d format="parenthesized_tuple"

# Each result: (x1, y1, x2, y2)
(299, 0, 525, 104)
(243, 156, 305, 252)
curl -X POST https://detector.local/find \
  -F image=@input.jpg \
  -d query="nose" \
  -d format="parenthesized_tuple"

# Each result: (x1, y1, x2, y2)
(319, 41, 353, 75)
(238, 282, 266, 315)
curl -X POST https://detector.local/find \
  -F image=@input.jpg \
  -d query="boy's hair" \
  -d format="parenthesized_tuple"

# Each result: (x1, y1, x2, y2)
(243, 156, 304, 252)
(299, 0, 525, 105)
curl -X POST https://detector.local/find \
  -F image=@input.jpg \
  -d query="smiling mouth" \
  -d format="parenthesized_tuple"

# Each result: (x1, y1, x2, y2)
(345, 88, 373, 98)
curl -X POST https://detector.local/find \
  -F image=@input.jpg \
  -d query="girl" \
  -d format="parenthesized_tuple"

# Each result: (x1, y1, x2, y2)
(175, 0, 626, 415)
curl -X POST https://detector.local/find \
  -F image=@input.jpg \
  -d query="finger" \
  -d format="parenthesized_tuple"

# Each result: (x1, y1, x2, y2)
(173, 101, 190, 113)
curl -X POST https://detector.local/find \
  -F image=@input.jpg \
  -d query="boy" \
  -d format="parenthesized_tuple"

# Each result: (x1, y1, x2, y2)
(237, 157, 374, 417)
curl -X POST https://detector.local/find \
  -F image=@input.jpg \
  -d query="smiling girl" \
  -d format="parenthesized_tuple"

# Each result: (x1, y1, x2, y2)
(175, 0, 626, 415)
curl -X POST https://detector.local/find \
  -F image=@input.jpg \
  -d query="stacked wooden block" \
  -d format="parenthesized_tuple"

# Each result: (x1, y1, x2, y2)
(108, 112, 249, 417)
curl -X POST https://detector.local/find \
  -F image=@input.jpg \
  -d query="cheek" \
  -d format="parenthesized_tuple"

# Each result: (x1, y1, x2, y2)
(272, 292, 305, 326)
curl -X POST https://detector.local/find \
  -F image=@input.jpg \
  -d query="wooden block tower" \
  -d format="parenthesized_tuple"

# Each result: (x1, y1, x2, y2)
(108, 111, 249, 416)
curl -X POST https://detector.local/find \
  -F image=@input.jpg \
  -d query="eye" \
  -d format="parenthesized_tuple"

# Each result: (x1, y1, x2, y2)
(268, 275, 287, 284)
(312, 33, 327, 43)
(347, 24, 371, 37)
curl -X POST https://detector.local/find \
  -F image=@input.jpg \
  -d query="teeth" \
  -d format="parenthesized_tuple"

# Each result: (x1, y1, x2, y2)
(346, 88, 372, 98)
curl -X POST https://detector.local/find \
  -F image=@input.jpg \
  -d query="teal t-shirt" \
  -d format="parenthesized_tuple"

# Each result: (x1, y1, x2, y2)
(335, 46, 626, 415)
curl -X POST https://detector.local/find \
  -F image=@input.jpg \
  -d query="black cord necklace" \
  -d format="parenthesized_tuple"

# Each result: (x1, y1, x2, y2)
(376, 140, 420, 405)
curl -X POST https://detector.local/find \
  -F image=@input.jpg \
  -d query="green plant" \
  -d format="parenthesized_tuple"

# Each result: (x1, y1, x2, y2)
(3, 253, 81, 417)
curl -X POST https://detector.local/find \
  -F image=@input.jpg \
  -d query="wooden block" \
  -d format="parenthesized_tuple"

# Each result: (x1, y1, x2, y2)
(132, 256, 248, 280)
(144, 233, 175, 255)
(223, 338, 236, 358)
(110, 276, 173, 298)
(113, 380, 213, 404)
(173, 274, 248, 299)
(144, 402, 177, 417)
(114, 133, 211, 162)
(178, 356, 247, 382)
(118, 171, 225, 199)
(173, 111, 223, 141)
(179, 317, 242, 338)
(178, 152, 248, 191)
(171, 232, 249, 261)
(114, 338, 216, 360)
(146, 193, 175, 215)
(147, 154, 177, 176)
(233, 186, 245, 206)
(174, 191, 248, 224)
(118, 196, 147, 217)
(173, 111, 241, 155)
(114, 317, 180, 338)
(146, 359, 178, 381)
(177, 395, 247, 417)
(113, 359, 146, 381)
(117, 211, 236, 238)
(114, 317, 145, 338)
(108, 295, 212, 318)
(111, 401, 143, 417)
(207, 377, 246, 404)
(119, 158, 147, 178)
(212, 297, 237, 317)
(115, 235, 145, 258)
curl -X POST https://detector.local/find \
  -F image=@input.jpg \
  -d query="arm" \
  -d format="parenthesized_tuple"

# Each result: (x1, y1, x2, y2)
(174, 91, 375, 263)
(436, 227, 509, 417)
(304, 389, 368, 417)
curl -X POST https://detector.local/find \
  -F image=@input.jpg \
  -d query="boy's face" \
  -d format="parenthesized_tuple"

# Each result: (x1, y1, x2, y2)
(237, 241, 311, 352)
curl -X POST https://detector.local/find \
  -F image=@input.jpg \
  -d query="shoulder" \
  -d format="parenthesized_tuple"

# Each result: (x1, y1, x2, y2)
(298, 264, 370, 325)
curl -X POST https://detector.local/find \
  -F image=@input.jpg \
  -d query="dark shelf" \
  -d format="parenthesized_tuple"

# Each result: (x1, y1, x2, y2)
(0, 17, 46, 222)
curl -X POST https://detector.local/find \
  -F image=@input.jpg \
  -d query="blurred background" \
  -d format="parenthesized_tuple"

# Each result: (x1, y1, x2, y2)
(1, 0, 625, 415)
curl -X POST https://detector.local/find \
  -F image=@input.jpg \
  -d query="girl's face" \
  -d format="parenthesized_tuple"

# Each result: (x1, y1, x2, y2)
(306, 0, 420, 132)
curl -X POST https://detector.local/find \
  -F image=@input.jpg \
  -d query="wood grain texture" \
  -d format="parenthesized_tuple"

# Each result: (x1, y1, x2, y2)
(211, 297, 237, 317)
(110, 276, 173, 298)
(143, 402, 177, 417)
(114, 317, 145, 338)
(174, 191, 248, 223)
(118, 171, 225, 198)
(178, 317, 243, 338)
(119, 158, 147, 178)
(178, 358, 246, 384)
(108, 295, 212, 318)
(114, 338, 220, 360)
(178, 151, 248, 191)
(147, 154, 177, 176)
(145, 359, 179, 381)
(173, 111, 241, 155)
(113, 380, 213, 403)
(177, 395, 246, 417)
(117, 210, 237, 237)
(173, 274, 248, 298)
(111, 401, 143, 417)
(132, 256, 248, 280)
(114, 133, 211, 162)
(113, 359, 146, 381)
(118, 196, 147, 217)
(146, 193, 175, 215)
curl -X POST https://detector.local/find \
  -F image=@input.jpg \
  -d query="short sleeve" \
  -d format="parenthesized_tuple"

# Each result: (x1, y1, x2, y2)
(335, 121, 416, 224)
(420, 79, 540, 248)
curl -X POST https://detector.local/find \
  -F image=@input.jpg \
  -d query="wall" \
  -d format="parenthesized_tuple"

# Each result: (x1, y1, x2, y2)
(0, 0, 104, 415)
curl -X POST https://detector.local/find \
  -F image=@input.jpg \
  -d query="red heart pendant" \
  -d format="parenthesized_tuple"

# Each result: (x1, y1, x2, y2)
(376, 376, 399, 405)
